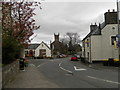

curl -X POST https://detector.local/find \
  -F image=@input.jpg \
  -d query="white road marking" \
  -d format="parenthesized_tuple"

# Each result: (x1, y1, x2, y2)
(59, 63, 61, 67)
(37, 63, 46, 68)
(37, 64, 42, 68)
(74, 66, 86, 71)
(59, 62, 73, 74)
(88, 76, 120, 85)
(60, 66, 73, 73)
(29, 64, 35, 67)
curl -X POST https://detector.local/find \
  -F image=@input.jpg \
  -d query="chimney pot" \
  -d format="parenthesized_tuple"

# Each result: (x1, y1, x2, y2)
(113, 9, 115, 12)
(108, 9, 110, 12)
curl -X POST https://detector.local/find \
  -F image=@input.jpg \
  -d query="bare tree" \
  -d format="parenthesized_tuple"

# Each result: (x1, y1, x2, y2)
(66, 32, 81, 45)
(61, 32, 82, 54)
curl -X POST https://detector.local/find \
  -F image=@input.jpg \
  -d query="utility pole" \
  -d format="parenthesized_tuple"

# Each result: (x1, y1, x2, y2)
(117, 0, 120, 61)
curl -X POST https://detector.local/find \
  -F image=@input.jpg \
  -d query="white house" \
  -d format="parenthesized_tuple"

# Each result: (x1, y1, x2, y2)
(82, 10, 119, 63)
(25, 41, 51, 58)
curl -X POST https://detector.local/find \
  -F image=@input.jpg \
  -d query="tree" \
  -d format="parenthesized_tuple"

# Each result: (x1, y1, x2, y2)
(61, 32, 82, 54)
(66, 32, 81, 45)
(2, 1, 41, 45)
(2, 1, 41, 64)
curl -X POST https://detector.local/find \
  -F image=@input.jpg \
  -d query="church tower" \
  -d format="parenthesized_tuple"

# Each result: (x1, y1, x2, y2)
(54, 33, 59, 42)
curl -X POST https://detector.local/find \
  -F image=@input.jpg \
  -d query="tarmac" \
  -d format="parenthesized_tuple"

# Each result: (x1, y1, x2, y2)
(4, 63, 59, 88)
(3, 59, 119, 88)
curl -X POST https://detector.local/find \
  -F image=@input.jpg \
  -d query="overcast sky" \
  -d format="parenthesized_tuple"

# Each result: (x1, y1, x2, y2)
(30, 0, 117, 45)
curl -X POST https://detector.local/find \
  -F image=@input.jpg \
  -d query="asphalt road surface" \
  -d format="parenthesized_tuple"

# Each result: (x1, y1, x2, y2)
(30, 57, 119, 88)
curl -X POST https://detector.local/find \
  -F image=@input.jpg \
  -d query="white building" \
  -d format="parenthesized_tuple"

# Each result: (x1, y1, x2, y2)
(25, 41, 51, 58)
(82, 10, 119, 63)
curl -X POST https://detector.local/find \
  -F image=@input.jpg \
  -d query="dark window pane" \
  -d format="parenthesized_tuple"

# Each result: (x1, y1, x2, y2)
(111, 36, 116, 45)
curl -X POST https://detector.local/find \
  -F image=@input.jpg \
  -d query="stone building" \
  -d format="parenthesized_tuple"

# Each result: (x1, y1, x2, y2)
(50, 33, 67, 55)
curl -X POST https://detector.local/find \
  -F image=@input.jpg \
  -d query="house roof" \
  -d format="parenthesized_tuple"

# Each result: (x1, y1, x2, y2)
(40, 41, 51, 50)
(82, 22, 106, 41)
(25, 44, 40, 49)
(25, 41, 51, 50)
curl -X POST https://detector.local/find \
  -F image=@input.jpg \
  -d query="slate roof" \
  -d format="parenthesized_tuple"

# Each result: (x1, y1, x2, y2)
(25, 44, 40, 49)
(25, 41, 51, 50)
(82, 22, 106, 41)
(40, 41, 51, 50)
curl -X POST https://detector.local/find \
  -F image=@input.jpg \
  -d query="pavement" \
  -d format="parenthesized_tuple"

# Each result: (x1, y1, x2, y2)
(4, 63, 59, 88)
(80, 61, 119, 71)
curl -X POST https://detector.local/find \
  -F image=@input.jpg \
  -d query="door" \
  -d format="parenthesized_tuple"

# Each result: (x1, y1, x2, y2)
(39, 49, 46, 58)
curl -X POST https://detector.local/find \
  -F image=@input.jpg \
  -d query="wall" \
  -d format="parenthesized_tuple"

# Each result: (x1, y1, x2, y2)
(101, 24, 118, 60)
(2, 60, 19, 87)
(91, 35, 102, 61)
(84, 37, 90, 62)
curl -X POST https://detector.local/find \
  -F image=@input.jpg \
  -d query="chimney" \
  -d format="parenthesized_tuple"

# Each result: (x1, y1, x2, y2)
(113, 9, 115, 12)
(90, 23, 98, 32)
(104, 9, 117, 24)
(98, 23, 101, 29)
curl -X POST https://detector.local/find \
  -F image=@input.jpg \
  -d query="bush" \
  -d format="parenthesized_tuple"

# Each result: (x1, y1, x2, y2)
(2, 36, 22, 65)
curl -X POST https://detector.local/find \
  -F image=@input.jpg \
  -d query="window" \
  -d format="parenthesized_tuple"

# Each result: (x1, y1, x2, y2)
(86, 39, 89, 47)
(87, 52, 89, 60)
(111, 36, 116, 45)
(25, 51, 28, 54)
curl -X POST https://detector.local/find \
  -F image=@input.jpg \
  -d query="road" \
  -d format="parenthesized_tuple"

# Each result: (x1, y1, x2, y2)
(30, 57, 119, 88)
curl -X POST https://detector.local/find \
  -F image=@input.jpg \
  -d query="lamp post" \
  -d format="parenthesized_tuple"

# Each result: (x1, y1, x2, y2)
(117, 0, 120, 61)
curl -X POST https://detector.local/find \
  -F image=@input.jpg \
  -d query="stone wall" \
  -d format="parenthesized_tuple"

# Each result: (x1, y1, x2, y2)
(2, 60, 19, 87)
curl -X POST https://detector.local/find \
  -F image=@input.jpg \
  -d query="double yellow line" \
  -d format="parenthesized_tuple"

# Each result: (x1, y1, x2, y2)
(102, 59, 119, 62)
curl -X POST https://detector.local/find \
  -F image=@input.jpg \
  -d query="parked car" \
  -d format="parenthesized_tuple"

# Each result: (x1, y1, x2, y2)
(75, 54, 81, 59)
(57, 54, 67, 58)
(70, 55, 78, 61)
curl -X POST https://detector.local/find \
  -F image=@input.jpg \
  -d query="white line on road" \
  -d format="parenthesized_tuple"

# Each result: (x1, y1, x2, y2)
(29, 64, 35, 67)
(37, 63, 46, 68)
(59, 63, 61, 67)
(74, 66, 86, 71)
(60, 67, 73, 74)
(88, 76, 120, 85)
(59, 62, 73, 74)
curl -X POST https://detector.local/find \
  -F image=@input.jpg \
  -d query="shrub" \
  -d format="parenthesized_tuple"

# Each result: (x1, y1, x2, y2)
(2, 36, 22, 64)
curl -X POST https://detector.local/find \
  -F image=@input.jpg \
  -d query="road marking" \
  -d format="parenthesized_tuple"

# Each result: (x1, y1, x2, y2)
(29, 64, 35, 67)
(74, 66, 86, 71)
(59, 63, 61, 67)
(60, 66, 73, 74)
(88, 76, 120, 85)
(59, 62, 73, 74)
(37, 63, 46, 68)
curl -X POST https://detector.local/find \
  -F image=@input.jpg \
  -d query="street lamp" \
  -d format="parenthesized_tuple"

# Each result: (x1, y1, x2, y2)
(117, 0, 120, 61)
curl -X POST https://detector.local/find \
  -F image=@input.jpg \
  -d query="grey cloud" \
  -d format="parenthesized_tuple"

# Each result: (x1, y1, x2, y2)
(31, 2, 116, 44)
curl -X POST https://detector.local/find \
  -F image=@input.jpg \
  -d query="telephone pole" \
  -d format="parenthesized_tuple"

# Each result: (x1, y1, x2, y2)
(117, 0, 120, 61)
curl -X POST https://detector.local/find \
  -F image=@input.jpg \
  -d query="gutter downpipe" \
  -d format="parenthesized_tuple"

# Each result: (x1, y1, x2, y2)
(90, 37, 92, 63)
